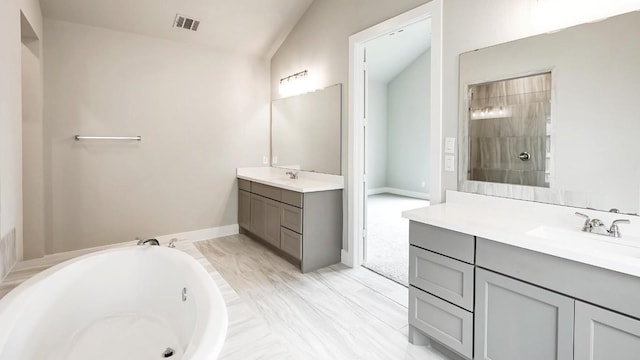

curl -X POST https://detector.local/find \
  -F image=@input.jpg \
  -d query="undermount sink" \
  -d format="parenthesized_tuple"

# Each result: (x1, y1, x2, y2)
(273, 176, 297, 182)
(526, 225, 640, 257)
(527, 226, 599, 242)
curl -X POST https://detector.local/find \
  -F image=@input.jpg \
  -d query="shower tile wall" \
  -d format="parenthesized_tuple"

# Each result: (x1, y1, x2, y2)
(469, 73, 551, 187)
(0, 229, 16, 281)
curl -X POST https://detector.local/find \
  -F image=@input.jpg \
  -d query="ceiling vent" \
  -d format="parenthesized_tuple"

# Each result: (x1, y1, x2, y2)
(174, 14, 200, 32)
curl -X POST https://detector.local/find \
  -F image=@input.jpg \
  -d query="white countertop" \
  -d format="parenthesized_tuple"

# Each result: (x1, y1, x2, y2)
(237, 167, 344, 193)
(403, 191, 640, 278)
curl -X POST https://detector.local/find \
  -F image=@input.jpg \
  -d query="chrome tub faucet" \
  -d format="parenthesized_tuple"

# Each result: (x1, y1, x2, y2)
(137, 238, 160, 246)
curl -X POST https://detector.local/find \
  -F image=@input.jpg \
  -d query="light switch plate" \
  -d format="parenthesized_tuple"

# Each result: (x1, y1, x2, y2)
(445, 137, 456, 154)
(272, 155, 278, 164)
(445, 155, 455, 172)
(262, 156, 269, 165)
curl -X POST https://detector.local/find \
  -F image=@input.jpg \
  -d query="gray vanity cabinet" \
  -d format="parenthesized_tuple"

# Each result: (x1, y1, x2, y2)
(238, 178, 342, 273)
(574, 301, 640, 360)
(408, 221, 475, 359)
(409, 221, 640, 360)
(474, 268, 575, 360)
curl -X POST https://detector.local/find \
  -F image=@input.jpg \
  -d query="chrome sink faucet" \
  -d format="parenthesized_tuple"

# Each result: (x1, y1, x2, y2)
(285, 171, 298, 179)
(575, 212, 631, 238)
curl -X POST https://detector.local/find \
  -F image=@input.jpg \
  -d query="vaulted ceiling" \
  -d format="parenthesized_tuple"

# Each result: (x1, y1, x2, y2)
(39, 0, 314, 57)
(366, 19, 432, 83)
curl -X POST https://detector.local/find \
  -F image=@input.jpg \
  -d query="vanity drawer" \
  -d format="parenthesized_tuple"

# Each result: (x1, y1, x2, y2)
(281, 189, 303, 208)
(409, 221, 475, 264)
(409, 286, 473, 359)
(238, 178, 251, 192)
(251, 182, 281, 201)
(281, 204, 303, 233)
(281, 227, 302, 259)
(410, 246, 474, 311)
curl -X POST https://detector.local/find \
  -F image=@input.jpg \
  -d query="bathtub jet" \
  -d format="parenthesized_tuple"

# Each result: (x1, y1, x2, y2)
(0, 246, 228, 360)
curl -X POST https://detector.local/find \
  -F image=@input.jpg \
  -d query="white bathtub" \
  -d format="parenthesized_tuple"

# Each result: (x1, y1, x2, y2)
(0, 245, 228, 360)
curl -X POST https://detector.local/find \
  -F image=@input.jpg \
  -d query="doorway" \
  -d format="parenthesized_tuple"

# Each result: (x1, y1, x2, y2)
(361, 19, 432, 285)
(346, 1, 443, 271)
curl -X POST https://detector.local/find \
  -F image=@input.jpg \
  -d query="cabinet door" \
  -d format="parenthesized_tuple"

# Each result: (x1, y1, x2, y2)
(281, 227, 302, 260)
(475, 268, 574, 360)
(263, 198, 281, 247)
(409, 245, 474, 311)
(238, 190, 251, 230)
(409, 286, 474, 358)
(281, 203, 303, 233)
(250, 194, 266, 238)
(575, 301, 640, 360)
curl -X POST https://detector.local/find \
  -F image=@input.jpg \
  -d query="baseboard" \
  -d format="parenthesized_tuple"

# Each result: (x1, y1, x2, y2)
(367, 187, 388, 196)
(156, 224, 239, 243)
(367, 187, 430, 200)
(341, 249, 353, 267)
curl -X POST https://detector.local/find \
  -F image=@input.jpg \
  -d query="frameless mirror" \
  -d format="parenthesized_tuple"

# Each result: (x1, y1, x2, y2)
(271, 84, 342, 175)
(458, 11, 640, 214)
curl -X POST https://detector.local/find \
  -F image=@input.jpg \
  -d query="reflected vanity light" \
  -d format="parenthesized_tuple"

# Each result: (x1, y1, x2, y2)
(470, 106, 512, 120)
(279, 70, 309, 97)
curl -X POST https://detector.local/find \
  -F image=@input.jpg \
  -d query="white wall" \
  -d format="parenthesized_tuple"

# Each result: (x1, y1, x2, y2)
(387, 50, 430, 195)
(440, 0, 640, 201)
(22, 35, 44, 260)
(44, 20, 270, 253)
(366, 79, 388, 190)
(0, 0, 43, 273)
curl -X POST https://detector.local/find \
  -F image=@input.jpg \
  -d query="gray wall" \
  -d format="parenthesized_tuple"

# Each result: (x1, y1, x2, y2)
(43, 19, 270, 253)
(387, 50, 431, 195)
(366, 79, 388, 190)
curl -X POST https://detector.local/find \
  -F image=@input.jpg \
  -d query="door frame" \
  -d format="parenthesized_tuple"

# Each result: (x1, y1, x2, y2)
(344, 1, 443, 267)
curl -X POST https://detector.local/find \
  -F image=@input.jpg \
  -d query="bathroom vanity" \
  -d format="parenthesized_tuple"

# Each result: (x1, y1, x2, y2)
(405, 191, 640, 360)
(237, 167, 343, 273)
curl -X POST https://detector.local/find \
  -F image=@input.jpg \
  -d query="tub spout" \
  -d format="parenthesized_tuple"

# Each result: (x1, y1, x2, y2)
(137, 238, 160, 246)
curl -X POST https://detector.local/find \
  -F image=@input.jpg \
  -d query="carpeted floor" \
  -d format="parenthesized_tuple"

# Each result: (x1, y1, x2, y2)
(363, 193, 430, 286)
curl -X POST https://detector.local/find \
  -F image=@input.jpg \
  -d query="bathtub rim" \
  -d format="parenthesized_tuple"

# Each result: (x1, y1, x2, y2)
(0, 245, 228, 360)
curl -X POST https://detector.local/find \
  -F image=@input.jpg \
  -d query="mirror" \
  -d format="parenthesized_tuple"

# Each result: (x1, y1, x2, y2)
(458, 11, 640, 214)
(271, 84, 342, 175)
(467, 72, 552, 187)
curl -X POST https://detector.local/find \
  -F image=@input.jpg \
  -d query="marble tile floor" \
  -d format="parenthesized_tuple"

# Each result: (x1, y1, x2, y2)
(0, 235, 447, 360)
(196, 234, 447, 360)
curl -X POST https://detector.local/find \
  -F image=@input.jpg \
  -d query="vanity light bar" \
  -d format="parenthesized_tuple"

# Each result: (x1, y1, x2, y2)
(279, 70, 309, 97)
(280, 70, 308, 85)
(280, 70, 308, 84)
(470, 106, 512, 120)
